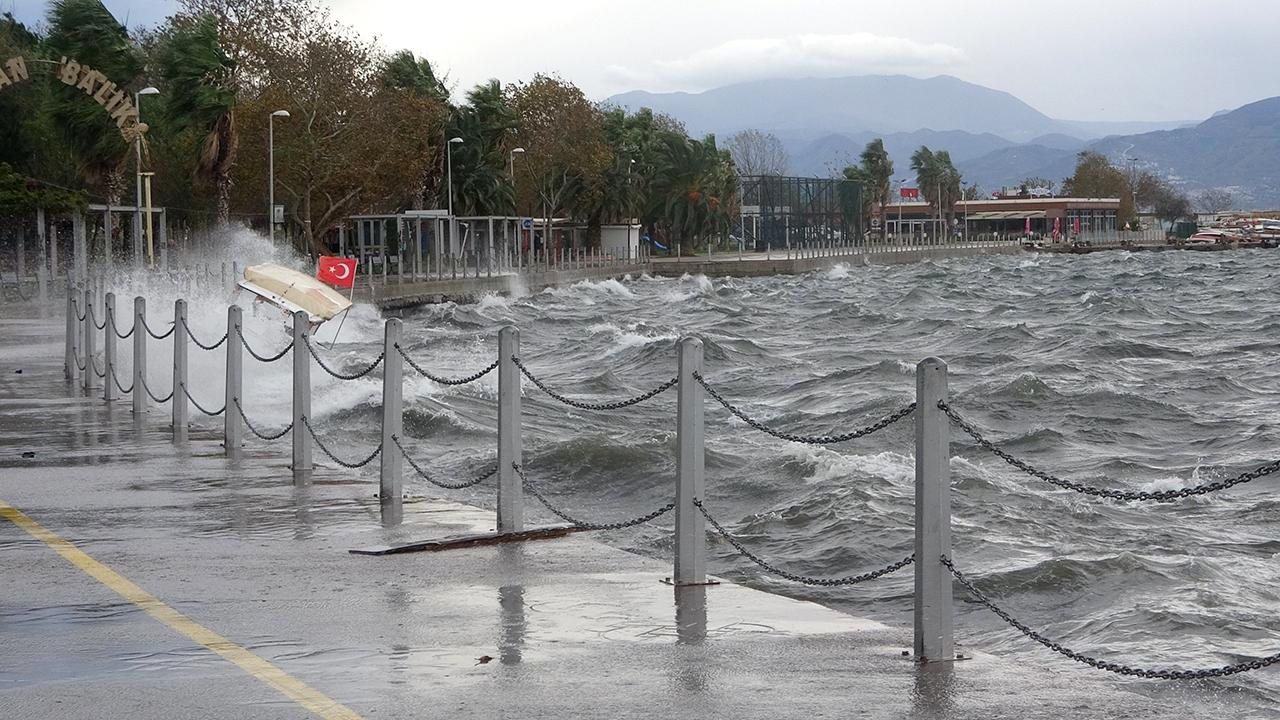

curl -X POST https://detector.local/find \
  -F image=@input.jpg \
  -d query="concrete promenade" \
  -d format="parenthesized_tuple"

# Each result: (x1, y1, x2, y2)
(358, 243, 1021, 309)
(0, 305, 1223, 719)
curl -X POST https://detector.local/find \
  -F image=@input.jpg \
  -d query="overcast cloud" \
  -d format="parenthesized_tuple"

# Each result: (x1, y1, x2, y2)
(8, 0, 1280, 122)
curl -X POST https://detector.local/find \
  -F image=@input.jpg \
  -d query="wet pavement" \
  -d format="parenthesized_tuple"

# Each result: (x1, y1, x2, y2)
(0, 302, 1241, 718)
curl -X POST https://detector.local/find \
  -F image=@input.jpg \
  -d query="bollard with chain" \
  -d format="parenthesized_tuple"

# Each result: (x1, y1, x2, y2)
(133, 297, 147, 416)
(64, 291, 77, 381)
(82, 289, 95, 393)
(379, 318, 403, 523)
(291, 310, 312, 480)
(224, 306, 243, 457)
(674, 336, 707, 585)
(497, 326, 522, 533)
(172, 299, 188, 442)
(914, 356, 954, 662)
(104, 293, 117, 402)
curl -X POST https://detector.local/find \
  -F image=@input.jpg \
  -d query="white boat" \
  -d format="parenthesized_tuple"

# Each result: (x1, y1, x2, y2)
(233, 263, 352, 327)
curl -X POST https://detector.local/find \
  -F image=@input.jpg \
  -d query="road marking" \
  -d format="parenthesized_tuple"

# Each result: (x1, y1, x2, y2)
(0, 501, 363, 720)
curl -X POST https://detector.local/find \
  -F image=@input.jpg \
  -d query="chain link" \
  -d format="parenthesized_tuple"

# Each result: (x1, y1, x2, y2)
(233, 398, 293, 440)
(395, 344, 497, 385)
(238, 327, 293, 363)
(90, 355, 105, 378)
(74, 355, 85, 371)
(302, 417, 381, 468)
(694, 372, 915, 444)
(109, 307, 135, 339)
(695, 499, 914, 585)
(141, 376, 173, 403)
(74, 301, 87, 322)
(942, 556, 1280, 679)
(111, 364, 134, 394)
(514, 464, 675, 530)
(88, 303, 107, 331)
(303, 335, 384, 380)
(179, 382, 225, 416)
(182, 319, 228, 351)
(513, 356, 676, 410)
(392, 435, 497, 489)
(939, 401, 1280, 501)
(141, 316, 175, 340)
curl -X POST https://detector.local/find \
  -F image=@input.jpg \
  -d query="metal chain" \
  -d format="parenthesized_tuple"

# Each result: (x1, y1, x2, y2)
(513, 356, 676, 410)
(182, 319, 227, 351)
(302, 417, 381, 468)
(141, 316, 175, 340)
(141, 376, 173, 403)
(88, 303, 106, 331)
(238, 327, 293, 363)
(90, 355, 105, 378)
(395, 344, 497, 385)
(111, 365, 134, 394)
(942, 556, 1280, 679)
(695, 499, 914, 586)
(939, 401, 1280, 501)
(109, 307, 135, 339)
(514, 464, 675, 530)
(303, 335, 384, 380)
(74, 355, 85, 371)
(694, 372, 916, 444)
(179, 382, 225, 416)
(74, 301, 87, 322)
(392, 435, 497, 489)
(233, 398, 293, 440)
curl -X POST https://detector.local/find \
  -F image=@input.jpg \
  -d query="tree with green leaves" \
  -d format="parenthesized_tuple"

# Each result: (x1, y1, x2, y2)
(857, 138, 892, 237)
(1062, 151, 1133, 221)
(156, 13, 237, 225)
(43, 0, 144, 204)
(645, 133, 737, 254)
(910, 146, 961, 225)
(449, 79, 518, 216)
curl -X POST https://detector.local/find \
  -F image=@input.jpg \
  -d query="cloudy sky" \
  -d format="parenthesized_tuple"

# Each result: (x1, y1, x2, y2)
(8, 0, 1278, 122)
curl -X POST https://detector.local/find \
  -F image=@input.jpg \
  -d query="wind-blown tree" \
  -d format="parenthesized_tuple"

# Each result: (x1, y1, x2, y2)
(507, 74, 610, 246)
(726, 129, 787, 176)
(156, 13, 238, 225)
(857, 138, 892, 236)
(43, 0, 144, 204)
(910, 146, 962, 227)
(449, 80, 518, 216)
(380, 50, 450, 210)
(1062, 151, 1132, 222)
(646, 133, 737, 254)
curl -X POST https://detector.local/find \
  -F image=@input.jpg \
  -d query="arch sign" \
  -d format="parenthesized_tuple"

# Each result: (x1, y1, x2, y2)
(0, 55, 148, 142)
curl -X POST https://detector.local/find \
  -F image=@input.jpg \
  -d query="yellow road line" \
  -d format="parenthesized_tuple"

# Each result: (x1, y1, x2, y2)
(0, 501, 363, 720)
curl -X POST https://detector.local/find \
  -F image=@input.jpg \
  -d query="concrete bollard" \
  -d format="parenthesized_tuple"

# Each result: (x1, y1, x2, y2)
(673, 336, 706, 585)
(133, 297, 147, 416)
(230, 261, 239, 294)
(172, 299, 188, 442)
(224, 306, 243, 457)
(291, 310, 312, 480)
(104, 293, 117, 402)
(65, 292, 77, 381)
(221, 262, 228, 291)
(83, 290, 95, 393)
(497, 326, 523, 533)
(379, 318, 404, 522)
(914, 357, 954, 662)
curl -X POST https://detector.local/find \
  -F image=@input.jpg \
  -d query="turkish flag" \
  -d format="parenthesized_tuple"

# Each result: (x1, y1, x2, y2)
(317, 256, 357, 289)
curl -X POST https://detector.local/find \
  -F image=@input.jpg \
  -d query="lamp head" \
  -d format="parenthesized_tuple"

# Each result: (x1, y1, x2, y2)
(511, 147, 525, 154)
(272, 110, 291, 118)
(138, 86, 160, 96)
(449, 137, 464, 144)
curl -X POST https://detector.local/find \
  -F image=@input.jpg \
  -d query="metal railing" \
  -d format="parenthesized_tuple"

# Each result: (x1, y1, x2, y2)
(62, 285, 1280, 681)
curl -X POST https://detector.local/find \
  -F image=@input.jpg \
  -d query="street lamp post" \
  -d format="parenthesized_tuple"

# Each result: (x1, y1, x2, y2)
(509, 147, 525, 268)
(134, 87, 159, 267)
(447, 137, 464, 259)
(268, 110, 290, 246)
(508, 146, 525, 180)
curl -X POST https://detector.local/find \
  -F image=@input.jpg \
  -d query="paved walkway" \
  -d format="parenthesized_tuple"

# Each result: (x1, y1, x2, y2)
(0, 303, 1229, 719)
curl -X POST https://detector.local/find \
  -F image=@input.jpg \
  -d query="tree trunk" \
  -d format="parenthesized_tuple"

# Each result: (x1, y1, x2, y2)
(216, 171, 231, 228)
(104, 169, 125, 207)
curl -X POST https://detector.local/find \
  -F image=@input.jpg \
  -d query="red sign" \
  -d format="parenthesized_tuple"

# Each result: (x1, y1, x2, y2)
(1052, 217, 1061, 239)
(1024, 217, 1032, 235)
(317, 256, 357, 289)
(1072, 218, 1082, 235)
(899, 187, 920, 200)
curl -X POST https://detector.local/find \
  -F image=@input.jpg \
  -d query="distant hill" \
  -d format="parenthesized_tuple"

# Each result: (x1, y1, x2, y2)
(959, 97, 1280, 206)
(605, 74, 1184, 143)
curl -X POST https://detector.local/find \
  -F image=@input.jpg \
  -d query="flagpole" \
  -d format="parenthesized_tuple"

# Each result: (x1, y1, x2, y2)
(326, 266, 357, 350)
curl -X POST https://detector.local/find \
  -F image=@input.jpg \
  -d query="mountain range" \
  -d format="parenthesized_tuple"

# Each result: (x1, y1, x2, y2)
(606, 75, 1280, 208)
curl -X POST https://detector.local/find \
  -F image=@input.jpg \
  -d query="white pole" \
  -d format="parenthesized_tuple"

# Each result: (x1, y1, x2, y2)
(380, 318, 404, 524)
(104, 293, 116, 402)
(674, 336, 706, 585)
(224, 306, 243, 457)
(132, 297, 146, 416)
(269, 113, 276, 246)
(82, 289, 94, 393)
(497, 326, 523, 533)
(292, 310, 312, 481)
(172, 299, 188, 442)
(914, 357, 953, 662)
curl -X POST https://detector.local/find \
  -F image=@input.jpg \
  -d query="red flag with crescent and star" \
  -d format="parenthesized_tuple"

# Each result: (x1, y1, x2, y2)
(317, 256, 357, 289)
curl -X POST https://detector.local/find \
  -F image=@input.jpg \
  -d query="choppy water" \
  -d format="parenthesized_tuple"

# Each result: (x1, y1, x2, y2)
(156, 237, 1280, 708)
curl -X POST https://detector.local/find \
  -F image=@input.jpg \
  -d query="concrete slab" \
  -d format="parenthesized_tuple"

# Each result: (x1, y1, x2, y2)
(0, 302, 1243, 719)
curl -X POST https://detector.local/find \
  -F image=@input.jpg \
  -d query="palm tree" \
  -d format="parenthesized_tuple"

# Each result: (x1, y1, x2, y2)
(858, 138, 893, 235)
(647, 133, 737, 253)
(450, 80, 518, 216)
(380, 50, 450, 210)
(43, 0, 143, 204)
(157, 13, 237, 225)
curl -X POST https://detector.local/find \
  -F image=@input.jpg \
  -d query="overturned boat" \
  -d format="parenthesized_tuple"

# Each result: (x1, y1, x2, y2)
(234, 263, 352, 328)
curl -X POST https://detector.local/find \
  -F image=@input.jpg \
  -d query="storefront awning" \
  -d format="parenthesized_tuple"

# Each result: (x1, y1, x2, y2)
(965, 211, 1048, 220)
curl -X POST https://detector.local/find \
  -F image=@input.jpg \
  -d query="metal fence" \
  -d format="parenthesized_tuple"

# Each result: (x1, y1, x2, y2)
(60, 284, 1280, 679)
